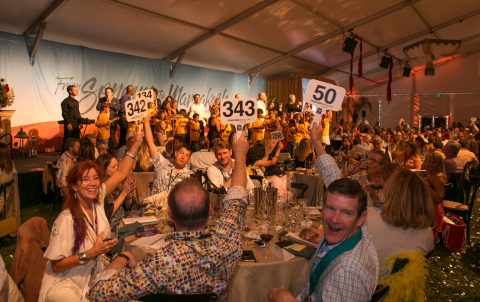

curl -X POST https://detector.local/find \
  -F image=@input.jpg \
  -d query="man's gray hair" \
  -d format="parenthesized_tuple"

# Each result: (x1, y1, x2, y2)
(371, 150, 391, 166)
(126, 133, 135, 141)
(84, 134, 96, 140)
(445, 140, 461, 155)
(372, 135, 382, 143)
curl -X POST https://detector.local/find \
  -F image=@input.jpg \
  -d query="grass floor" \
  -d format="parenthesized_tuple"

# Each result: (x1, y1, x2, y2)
(2, 199, 480, 301)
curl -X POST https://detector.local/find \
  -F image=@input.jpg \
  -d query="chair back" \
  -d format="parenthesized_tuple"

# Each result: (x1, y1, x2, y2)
(0, 179, 14, 219)
(444, 172, 465, 204)
(9, 217, 50, 302)
(466, 175, 480, 215)
(128, 172, 154, 201)
(138, 292, 218, 302)
(291, 182, 308, 199)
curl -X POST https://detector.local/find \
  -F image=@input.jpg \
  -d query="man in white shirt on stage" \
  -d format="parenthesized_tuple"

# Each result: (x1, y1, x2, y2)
(258, 92, 267, 119)
(189, 94, 207, 137)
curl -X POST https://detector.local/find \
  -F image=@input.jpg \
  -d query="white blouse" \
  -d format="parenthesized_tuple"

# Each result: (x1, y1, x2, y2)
(38, 184, 110, 302)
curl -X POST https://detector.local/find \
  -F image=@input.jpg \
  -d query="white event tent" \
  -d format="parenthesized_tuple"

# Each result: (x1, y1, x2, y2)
(1, 0, 480, 131)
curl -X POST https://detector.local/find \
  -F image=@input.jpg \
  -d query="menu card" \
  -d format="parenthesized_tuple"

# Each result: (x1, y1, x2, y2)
(271, 243, 295, 261)
(130, 234, 169, 250)
(122, 216, 158, 225)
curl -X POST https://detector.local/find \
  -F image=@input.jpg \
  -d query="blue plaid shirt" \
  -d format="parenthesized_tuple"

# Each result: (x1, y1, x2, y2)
(295, 154, 379, 301)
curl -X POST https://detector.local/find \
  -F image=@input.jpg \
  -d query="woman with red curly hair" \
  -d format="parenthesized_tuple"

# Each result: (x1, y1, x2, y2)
(38, 126, 143, 302)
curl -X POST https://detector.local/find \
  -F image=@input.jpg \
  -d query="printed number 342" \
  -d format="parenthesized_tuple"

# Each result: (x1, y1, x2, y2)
(127, 100, 146, 116)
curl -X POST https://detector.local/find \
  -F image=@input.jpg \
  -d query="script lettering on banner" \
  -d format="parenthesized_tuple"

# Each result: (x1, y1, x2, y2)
(220, 98, 257, 139)
(125, 98, 149, 126)
(304, 80, 346, 125)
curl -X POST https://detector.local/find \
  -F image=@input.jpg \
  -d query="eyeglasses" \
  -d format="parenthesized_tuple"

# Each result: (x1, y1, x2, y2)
(367, 158, 381, 164)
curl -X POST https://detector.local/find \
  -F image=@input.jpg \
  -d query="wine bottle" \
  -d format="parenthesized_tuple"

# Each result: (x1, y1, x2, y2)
(206, 179, 223, 194)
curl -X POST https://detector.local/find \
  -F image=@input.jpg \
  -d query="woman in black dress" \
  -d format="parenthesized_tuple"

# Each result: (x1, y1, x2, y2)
(207, 108, 221, 142)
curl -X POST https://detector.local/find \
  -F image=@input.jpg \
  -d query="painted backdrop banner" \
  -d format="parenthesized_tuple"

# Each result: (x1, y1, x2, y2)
(0, 31, 266, 127)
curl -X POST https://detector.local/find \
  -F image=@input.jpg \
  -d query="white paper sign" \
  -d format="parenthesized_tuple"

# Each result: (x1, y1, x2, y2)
(125, 98, 149, 123)
(270, 130, 284, 141)
(471, 117, 477, 122)
(220, 98, 257, 139)
(304, 80, 346, 125)
(135, 89, 155, 102)
(271, 242, 295, 261)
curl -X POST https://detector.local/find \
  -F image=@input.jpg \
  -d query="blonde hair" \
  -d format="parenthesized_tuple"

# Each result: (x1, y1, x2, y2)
(381, 169, 434, 229)
(137, 143, 153, 171)
(296, 139, 311, 160)
(424, 152, 446, 178)
(380, 163, 405, 183)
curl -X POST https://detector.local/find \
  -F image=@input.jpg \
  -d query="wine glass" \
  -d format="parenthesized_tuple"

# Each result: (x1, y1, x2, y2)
(370, 178, 383, 190)
(316, 196, 324, 213)
(260, 224, 275, 259)
(138, 192, 149, 209)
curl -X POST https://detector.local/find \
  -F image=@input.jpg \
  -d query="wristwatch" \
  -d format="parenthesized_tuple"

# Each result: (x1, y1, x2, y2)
(113, 253, 130, 265)
(78, 253, 88, 265)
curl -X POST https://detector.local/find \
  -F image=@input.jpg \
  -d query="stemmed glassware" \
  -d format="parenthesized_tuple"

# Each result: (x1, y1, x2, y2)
(260, 224, 275, 258)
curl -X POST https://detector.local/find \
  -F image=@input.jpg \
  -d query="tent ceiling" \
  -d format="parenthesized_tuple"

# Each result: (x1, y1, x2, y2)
(1, 0, 479, 93)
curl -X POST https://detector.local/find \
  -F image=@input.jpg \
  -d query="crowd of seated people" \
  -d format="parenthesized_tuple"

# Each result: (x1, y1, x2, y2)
(6, 84, 480, 302)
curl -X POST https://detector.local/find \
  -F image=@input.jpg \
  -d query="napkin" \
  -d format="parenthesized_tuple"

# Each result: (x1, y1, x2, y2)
(285, 245, 317, 260)
(112, 222, 142, 254)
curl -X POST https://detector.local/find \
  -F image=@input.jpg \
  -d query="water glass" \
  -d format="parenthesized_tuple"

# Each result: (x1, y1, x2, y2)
(316, 196, 324, 212)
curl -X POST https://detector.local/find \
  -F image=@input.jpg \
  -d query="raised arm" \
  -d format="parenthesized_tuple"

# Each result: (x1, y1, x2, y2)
(103, 127, 142, 196)
(309, 121, 342, 187)
(143, 116, 159, 158)
(231, 132, 248, 189)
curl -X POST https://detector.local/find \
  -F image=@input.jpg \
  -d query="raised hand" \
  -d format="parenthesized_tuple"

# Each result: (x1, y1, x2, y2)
(308, 121, 323, 147)
(265, 139, 278, 154)
(231, 132, 249, 160)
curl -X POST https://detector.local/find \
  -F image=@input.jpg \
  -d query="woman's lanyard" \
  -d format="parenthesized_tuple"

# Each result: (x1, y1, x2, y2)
(167, 167, 180, 190)
(84, 204, 98, 245)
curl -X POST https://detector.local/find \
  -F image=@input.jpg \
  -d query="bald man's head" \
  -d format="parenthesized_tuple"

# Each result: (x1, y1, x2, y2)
(168, 178, 210, 230)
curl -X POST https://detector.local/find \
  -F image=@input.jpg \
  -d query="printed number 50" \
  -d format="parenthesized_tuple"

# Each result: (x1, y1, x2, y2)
(313, 85, 336, 104)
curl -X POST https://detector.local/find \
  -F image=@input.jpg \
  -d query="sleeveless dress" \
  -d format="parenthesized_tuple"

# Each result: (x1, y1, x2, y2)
(207, 117, 220, 142)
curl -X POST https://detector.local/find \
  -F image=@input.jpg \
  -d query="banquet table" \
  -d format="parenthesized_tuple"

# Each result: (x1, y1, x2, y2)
(121, 213, 317, 302)
(291, 172, 325, 206)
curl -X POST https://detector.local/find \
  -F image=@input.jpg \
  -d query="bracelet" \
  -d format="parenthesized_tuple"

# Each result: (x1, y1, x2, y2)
(125, 152, 136, 160)
(113, 253, 130, 265)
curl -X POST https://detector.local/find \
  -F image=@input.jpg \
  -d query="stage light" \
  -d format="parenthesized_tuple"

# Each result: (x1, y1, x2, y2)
(342, 34, 358, 55)
(402, 62, 411, 77)
(425, 61, 435, 76)
(379, 51, 391, 69)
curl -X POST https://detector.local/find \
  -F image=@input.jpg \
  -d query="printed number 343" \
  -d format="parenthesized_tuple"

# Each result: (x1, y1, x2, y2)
(223, 100, 255, 117)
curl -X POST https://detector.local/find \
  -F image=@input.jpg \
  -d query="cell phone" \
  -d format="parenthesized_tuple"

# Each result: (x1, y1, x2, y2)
(241, 250, 256, 262)
(254, 240, 266, 248)
(276, 240, 294, 248)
